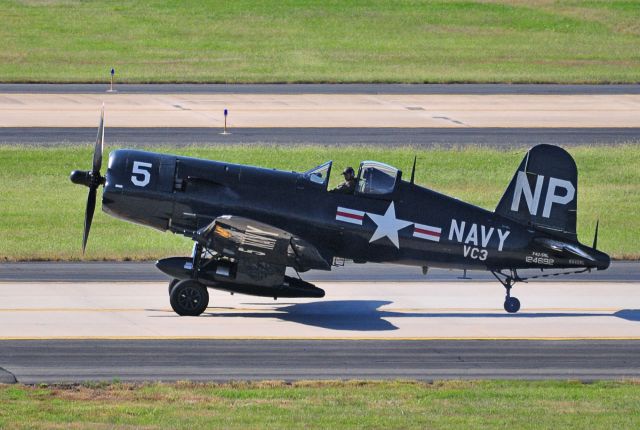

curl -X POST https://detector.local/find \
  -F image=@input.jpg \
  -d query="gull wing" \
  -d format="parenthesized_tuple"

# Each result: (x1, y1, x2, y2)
(193, 215, 331, 271)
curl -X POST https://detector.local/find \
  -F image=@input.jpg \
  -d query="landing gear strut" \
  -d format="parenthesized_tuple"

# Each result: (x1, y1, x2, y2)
(169, 242, 210, 316)
(492, 270, 521, 313)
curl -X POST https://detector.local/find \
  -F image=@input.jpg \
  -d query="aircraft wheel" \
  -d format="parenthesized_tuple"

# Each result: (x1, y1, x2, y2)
(170, 280, 209, 316)
(168, 278, 180, 295)
(504, 297, 521, 314)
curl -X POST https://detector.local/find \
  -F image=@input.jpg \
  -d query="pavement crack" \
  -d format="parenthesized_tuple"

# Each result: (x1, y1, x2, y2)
(432, 115, 466, 126)
(0, 366, 17, 384)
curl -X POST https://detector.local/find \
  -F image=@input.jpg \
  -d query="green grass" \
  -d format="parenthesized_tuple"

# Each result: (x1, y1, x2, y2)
(1, 0, 640, 83)
(0, 144, 638, 261)
(0, 381, 639, 429)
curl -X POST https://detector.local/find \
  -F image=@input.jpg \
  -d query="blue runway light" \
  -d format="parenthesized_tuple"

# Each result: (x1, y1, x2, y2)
(111, 68, 115, 76)
(224, 109, 228, 116)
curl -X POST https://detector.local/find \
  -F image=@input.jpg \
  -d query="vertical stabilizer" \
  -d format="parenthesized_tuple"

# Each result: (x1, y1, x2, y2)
(495, 144, 578, 240)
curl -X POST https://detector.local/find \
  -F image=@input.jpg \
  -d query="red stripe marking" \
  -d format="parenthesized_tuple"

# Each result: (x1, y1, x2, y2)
(414, 227, 440, 237)
(337, 211, 364, 220)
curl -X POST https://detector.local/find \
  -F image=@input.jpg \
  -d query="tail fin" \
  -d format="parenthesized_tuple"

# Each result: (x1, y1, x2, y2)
(495, 144, 578, 240)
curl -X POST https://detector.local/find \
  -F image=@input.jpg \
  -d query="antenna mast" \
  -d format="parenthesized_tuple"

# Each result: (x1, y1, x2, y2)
(410, 156, 417, 184)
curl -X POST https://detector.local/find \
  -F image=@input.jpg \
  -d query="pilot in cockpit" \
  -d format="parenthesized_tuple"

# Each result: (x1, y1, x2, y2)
(330, 166, 357, 194)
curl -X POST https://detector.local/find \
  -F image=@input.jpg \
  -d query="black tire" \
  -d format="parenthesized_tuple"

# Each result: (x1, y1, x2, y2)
(503, 297, 521, 314)
(168, 278, 180, 295)
(170, 279, 209, 316)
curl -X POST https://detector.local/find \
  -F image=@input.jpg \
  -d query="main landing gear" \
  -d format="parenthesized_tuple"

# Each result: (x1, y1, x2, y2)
(169, 279, 209, 316)
(492, 270, 522, 314)
(168, 243, 210, 316)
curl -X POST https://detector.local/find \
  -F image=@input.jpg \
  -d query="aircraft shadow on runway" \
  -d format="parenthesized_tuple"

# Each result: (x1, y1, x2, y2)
(150, 300, 640, 331)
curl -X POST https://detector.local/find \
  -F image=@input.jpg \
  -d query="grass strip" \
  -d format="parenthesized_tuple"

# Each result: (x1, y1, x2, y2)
(2, 0, 640, 83)
(1, 380, 639, 429)
(0, 144, 638, 261)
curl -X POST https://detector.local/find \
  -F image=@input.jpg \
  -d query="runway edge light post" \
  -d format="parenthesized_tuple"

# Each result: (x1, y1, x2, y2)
(220, 108, 231, 135)
(106, 68, 116, 93)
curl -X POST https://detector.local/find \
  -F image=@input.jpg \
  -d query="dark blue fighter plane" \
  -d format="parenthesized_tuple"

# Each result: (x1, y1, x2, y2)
(71, 110, 609, 316)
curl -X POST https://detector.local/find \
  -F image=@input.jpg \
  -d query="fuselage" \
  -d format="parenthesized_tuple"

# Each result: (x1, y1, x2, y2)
(102, 149, 610, 273)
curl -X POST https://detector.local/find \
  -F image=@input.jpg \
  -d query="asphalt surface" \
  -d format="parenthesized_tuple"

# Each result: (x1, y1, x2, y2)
(3, 127, 639, 146)
(1, 261, 637, 282)
(1, 339, 639, 383)
(1, 265, 638, 383)
(2, 83, 640, 94)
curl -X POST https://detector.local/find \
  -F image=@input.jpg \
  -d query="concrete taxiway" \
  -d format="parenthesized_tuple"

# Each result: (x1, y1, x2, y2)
(3, 83, 638, 145)
(1, 281, 638, 339)
(2, 93, 639, 128)
(1, 279, 639, 382)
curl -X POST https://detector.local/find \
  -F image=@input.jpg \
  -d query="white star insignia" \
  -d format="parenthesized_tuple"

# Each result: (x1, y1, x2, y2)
(366, 202, 413, 249)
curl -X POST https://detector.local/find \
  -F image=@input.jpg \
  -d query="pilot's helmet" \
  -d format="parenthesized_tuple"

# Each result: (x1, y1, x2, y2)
(342, 167, 355, 176)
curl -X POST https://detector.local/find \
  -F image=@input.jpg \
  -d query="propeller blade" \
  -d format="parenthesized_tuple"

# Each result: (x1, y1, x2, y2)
(593, 219, 599, 249)
(92, 105, 104, 174)
(82, 186, 97, 254)
(74, 105, 105, 254)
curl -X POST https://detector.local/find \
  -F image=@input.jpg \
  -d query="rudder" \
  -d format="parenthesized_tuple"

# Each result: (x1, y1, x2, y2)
(495, 144, 577, 240)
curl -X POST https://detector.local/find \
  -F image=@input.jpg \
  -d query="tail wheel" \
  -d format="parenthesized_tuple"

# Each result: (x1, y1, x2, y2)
(504, 297, 521, 313)
(170, 280, 209, 316)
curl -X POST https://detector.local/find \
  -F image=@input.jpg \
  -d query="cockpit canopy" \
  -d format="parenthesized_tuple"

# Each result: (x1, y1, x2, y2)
(303, 160, 401, 195)
(356, 161, 401, 195)
(304, 161, 332, 186)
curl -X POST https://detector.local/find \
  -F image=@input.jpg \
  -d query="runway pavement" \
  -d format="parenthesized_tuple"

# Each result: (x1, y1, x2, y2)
(2, 93, 639, 128)
(3, 280, 640, 339)
(1, 339, 639, 383)
(1, 278, 639, 382)
(0, 261, 637, 282)
(2, 83, 640, 94)
(3, 84, 639, 145)
(3, 127, 639, 146)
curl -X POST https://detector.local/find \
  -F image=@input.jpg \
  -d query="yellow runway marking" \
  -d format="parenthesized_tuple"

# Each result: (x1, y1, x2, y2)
(0, 308, 151, 312)
(0, 307, 626, 313)
(383, 307, 624, 313)
(0, 336, 639, 341)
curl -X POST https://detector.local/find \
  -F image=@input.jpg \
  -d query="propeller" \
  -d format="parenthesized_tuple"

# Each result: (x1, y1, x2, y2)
(593, 219, 599, 250)
(70, 105, 105, 253)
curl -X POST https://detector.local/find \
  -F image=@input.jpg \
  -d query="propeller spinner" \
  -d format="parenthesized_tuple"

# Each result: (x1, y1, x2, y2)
(70, 105, 106, 253)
